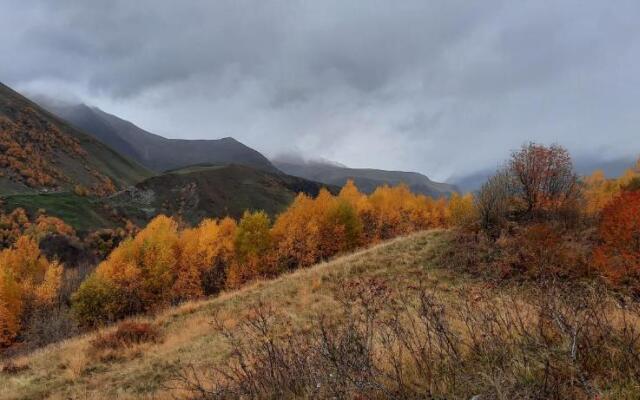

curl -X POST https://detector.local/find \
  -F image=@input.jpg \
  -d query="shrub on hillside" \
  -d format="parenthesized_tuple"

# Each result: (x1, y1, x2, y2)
(91, 321, 161, 351)
(509, 143, 580, 220)
(474, 143, 583, 240)
(442, 223, 594, 282)
(594, 191, 640, 295)
(446, 192, 477, 228)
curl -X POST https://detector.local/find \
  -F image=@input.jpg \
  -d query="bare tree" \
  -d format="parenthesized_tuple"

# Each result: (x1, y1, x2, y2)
(476, 169, 514, 237)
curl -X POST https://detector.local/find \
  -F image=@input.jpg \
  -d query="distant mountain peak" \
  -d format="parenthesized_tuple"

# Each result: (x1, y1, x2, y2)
(273, 157, 456, 197)
(36, 97, 279, 174)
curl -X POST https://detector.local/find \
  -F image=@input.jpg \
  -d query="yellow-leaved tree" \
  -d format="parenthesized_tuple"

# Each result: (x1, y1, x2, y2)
(447, 192, 477, 227)
(0, 236, 62, 346)
(173, 217, 237, 300)
(73, 215, 180, 326)
(584, 159, 640, 214)
(227, 211, 273, 288)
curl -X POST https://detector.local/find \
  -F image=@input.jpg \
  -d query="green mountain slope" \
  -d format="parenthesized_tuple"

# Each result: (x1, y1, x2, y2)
(109, 163, 337, 225)
(1, 164, 335, 232)
(0, 83, 152, 195)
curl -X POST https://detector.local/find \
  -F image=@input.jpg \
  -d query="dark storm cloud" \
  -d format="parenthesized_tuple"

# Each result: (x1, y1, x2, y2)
(2, 0, 639, 181)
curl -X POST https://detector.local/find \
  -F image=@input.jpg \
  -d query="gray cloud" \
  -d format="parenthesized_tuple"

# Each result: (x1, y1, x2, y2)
(2, 0, 639, 181)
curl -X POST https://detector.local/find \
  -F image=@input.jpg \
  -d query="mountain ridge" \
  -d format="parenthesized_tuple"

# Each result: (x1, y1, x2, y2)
(38, 99, 279, 174)
(273, 158, 457, 197)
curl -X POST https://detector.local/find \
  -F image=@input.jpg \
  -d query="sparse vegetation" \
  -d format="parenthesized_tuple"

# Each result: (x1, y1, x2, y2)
(1, 142, 640, 400)
(169, 280, 640, 400)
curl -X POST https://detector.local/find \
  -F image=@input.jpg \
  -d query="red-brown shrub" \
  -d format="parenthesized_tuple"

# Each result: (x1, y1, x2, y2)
(594, 191, 640, 295)
(90, 321, 161, 350)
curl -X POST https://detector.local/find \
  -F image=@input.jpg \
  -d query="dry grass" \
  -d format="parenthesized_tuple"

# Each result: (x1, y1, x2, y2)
(0, 230, 455, 400)
(3, 229, 636, 399)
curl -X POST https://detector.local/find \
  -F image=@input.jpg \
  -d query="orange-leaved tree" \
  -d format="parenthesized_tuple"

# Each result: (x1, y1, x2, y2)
(509, 143, 579, 218)
(72, 215, 180, 326)
(174, 217, 237, 299)
(594, 191, 640, 294)
(0, 236, 62, 346)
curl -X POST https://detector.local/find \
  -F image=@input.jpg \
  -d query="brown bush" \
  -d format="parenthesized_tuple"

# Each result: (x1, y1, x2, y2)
(90, 321, 162, 351)
(441, 225, 595, 282)
(1, 360, 29, 375)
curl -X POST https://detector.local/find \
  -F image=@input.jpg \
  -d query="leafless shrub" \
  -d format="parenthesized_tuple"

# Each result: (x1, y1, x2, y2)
(476, 169, 515, 239)
(168, 280, 640, 399)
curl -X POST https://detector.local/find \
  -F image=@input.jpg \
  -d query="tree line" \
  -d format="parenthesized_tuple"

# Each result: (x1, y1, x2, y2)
(1, 142, 639, 347)
(0, 182, 458, 344)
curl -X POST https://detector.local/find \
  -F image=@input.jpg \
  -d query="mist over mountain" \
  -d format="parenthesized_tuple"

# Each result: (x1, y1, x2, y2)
(273, 156, 456, 197)
(37, 98, 278, 174)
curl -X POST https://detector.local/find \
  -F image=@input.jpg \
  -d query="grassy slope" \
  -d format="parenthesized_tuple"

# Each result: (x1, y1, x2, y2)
(1, 165, 337, 233)
(0, 230, 466, 400)
(1, 193, 117, 232)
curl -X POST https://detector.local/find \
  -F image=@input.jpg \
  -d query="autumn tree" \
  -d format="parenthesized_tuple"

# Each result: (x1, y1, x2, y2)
(447, 192, 476, 228)
(73, 215, 180, 325)
(509, 143, 580, 218)
(226, 211, 273, 288)
(0, 236, 62, 345)
(338, 179, 365, 207)
(594, 191, 640, 294)
(271, 194, 322, 270)
(173, 217, 237, 300)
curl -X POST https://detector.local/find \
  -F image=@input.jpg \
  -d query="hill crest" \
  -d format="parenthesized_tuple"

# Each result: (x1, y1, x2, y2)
(38, 99, 279, 174)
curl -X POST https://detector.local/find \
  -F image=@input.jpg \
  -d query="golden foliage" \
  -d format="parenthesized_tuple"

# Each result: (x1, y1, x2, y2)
(446, 192, 477, 227)
(584, 159, 640, 214)
(0, 207, 77, 250)
(0, 236, 62, 345)
(73, 181, 464, 326)
(0, 108, 116, 194)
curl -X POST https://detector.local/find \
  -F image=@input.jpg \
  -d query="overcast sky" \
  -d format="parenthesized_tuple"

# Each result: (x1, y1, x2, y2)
(2, 1, 639, 181)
